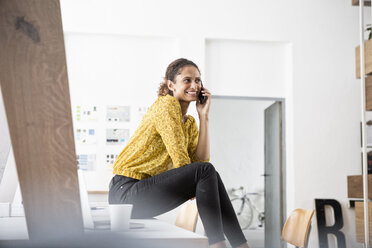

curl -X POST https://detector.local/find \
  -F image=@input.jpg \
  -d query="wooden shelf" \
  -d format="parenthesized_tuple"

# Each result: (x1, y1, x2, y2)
(348, 175, 372, 198)
(353, 0, 371, 6)
(355, 202, 372, 243)
(356, 40, 372, 78)
(366, 76, 372, 110)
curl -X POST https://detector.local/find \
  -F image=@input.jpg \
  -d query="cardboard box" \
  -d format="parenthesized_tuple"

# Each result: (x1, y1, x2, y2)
(355, 201, 372, 243)
(347, 175, 372, 199)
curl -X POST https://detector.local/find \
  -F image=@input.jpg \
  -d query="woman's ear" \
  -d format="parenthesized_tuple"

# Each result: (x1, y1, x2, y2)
(167, 80, 175, 92)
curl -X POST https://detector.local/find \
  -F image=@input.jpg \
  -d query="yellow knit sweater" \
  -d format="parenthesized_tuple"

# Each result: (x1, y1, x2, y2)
(112, 94, 209, 180)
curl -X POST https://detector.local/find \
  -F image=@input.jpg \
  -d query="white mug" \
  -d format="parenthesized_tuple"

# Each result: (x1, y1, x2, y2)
(109, 204, 133, 231)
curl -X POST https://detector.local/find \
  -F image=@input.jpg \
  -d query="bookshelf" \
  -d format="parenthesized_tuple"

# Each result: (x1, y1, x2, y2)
(350, 1, 372, 246)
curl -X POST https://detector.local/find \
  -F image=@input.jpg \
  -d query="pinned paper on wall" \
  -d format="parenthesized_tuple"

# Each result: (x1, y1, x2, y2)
(75, 128, 97, 144)
(75, 105, 98, 121)
(106, 106, 130, 122)
(138, 106, 149, 120)
(76, 154, 96, 171)
(106, 129, 129, 145)
(105, 153, 119, 169)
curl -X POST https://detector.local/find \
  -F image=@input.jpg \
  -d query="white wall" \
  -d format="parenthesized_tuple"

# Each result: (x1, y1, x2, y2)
(205, 39, 290, 98)
(209, 98, 273, 193)
(60, 1, 366, 247)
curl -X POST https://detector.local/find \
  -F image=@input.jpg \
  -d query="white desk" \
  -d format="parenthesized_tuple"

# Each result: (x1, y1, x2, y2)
(0, 217, 208, 248)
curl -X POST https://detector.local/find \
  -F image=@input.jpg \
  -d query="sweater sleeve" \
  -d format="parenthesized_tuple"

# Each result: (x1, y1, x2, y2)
(188, 117, 210, 163)
(153, 96, 191, 168)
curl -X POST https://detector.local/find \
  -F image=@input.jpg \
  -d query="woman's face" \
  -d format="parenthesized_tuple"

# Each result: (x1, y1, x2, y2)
(167, 65, 202, 102)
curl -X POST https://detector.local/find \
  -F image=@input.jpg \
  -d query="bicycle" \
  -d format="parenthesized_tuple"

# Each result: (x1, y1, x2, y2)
(227, 186, 265, 230)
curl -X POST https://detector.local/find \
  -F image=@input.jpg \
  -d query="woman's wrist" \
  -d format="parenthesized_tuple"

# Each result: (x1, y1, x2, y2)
(198, 114, 209, 121)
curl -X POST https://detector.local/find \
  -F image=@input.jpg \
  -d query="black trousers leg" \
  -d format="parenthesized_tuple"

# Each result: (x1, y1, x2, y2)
(216, 172, 247, 247)
(109, 162, 247, 247)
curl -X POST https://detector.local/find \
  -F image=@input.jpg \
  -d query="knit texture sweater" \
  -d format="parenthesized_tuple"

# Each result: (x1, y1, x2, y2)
(112, 94, 209, 180)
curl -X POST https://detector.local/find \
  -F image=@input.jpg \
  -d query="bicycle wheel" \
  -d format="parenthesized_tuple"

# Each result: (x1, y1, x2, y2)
(230, 198, 254, 230)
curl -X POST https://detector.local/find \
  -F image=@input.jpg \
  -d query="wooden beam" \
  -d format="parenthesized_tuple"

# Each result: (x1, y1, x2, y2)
(0, 0, 83, 240)
(352, 0, 371, 6)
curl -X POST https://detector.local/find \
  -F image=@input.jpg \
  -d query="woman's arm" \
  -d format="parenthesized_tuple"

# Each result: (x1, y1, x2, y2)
(195, 115, 210, 161)
(154, 96, 191, 167)
(195, 88, 211, 161)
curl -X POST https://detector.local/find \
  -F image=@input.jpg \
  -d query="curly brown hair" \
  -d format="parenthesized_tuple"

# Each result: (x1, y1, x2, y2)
(157, 58, 201, 96)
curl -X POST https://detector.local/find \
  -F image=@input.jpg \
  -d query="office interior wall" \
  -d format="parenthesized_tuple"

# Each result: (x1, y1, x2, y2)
(60, 1, 364, 247)
(205, 39, 289, 98)
(210, 98, 274, 193)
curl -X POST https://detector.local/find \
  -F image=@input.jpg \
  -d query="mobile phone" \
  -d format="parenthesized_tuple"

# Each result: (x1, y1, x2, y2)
(198, 83, 207, 104)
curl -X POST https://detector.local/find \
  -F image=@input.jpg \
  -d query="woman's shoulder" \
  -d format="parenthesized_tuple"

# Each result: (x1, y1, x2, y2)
(153, 94, 181, 112)
(144, 95, 182, 123)
(157, 94, 178, 104)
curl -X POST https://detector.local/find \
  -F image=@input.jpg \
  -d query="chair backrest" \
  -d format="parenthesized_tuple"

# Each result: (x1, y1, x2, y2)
(175, 202, 198, 232)
(282, 208, 315, 248)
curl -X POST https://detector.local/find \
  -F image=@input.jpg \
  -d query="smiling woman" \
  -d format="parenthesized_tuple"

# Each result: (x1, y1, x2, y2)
(109, 58, 250, 248)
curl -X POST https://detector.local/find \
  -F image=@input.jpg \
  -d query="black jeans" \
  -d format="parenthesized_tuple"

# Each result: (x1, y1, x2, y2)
(108, 162, 247, 247)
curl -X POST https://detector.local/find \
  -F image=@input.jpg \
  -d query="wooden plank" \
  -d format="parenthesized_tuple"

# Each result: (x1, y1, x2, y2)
(347, 175, 372, 199)
(367, 76, 372, 110)
(88, 191, 109, 194)
(356, 39, 372, 78)
(0, 0, 83, 240)
(355, 202, 372, 243)
(352, 0, 371, 6)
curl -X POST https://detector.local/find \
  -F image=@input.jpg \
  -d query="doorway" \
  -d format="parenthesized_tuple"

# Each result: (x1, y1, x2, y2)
(209, 95, 286, 248)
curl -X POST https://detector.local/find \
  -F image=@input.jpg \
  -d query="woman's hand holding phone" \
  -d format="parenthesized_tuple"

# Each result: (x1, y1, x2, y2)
(198, 87, 207, 104)
(196, 85, 211, 119)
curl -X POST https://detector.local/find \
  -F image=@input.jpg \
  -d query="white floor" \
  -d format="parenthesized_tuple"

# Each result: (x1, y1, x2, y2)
(240, 229, 264, 248)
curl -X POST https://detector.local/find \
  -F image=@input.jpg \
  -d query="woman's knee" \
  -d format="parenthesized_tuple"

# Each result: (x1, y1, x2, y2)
(198, 162, 216, 175)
